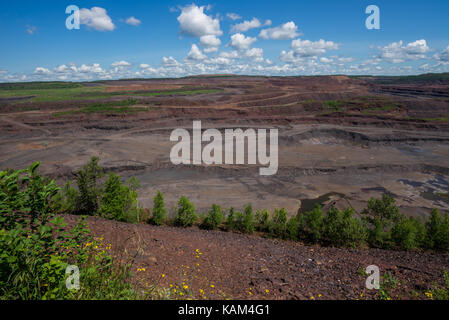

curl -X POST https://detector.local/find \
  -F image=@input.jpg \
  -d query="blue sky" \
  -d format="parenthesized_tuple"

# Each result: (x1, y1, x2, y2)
(1, 0, 449, 81)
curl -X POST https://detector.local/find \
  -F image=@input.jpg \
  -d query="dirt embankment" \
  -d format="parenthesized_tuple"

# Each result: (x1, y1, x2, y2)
(63, 215, 449, 300)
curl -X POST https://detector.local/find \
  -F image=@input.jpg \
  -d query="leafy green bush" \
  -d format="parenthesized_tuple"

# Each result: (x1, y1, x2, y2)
(231, 205, 255, 234)
(286, 216, 300, 241)
(100, 173, 142, 223)
(364, 195, 401, 226)
(200, 204, 224, 230)
(174, 196, 197, 227)
(151, 191, 167, 226)
(298, 205, 324, 243)
(367, 217, 391, 248)
(431, 271, 449, 300)
(0, 163, 143, 300)
(241, 205, 255, 234)
(271, 208, 288, 238)
(363, 195, 401, 249)
(323, 208, 368, 248)
(426, 209, 449, 251)
(391, 216, 425, 250)
(226, 208, 236, 230)
(74, 157, 104, 216)
(255, 209, 271, 233)
(53, 182, 78, 214)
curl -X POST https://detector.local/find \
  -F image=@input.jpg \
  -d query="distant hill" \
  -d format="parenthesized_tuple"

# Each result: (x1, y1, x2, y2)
(352, 73, 449, 85)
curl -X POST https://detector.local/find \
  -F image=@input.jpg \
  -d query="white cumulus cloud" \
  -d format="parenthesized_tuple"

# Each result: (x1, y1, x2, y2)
(125, 17, 141, 26)
(434, 46, 449, 62)
(290, 39, 339, 57)
(80, 7, 115, 31)
(230, 33, 257, 51)
(231, 18, 262, 33)
(226, 13, 241, 21)
(245, 48, 264, 62)
(186, 44, 207, 62)
(378, 39, 431, 63)
(200, 35, 221, 53)
(259, 21, 300, 40)
(111, 61, 132, 67)
(177, 4, 222, 37)
(34, 67, 51, 75)
(162, 56, 180, 67)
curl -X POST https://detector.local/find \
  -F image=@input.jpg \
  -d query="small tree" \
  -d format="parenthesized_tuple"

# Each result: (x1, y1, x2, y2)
(241, 204, 255, 234)
(175, 196, 197, 227)
(100, 173, 141, 223)
(364, 195, 401, 226)
(271, 208, 288, 238)
(323, 208, 367, 248)
(200, 204, 224, 230)
(286, 215, 300, 241)
(226, 207, 236, 230)
(426, 209, 449, 251)
(391, 216, 420, 250)
(298, 205, 324, 243)
(255, 209, 271, 233)
(231, 205, 255, 234)
(151, 191, 167, 226)
(75, 157, 104, 216)
(362, 195, 401, 248)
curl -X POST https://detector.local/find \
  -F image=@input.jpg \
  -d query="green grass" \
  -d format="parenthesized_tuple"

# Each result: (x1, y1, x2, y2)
(134, 89, 222, 97)
(322, 100, 343, 112)
(423, 117, 449, 122)
(362, 105, 402, 115)
(53, 99, 150, 117)
(0, 85, 109, 103)
(0, 83, 222, 104)
(0, 82, 84, 90)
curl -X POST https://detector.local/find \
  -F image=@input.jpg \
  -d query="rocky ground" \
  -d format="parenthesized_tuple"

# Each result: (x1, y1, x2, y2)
(63, 215, 449, 300)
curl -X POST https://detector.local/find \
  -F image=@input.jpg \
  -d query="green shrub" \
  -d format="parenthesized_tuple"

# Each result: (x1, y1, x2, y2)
(100, 173, 142, 223)
(363, 195, 401, 249)
(412, 217, 427, 249)
(0, 163, 143, 300)
(298, 205, 324, 243)
(151, 191, 167, 226)
(255, 209, 271, 233)
(174, 196, 197, 227)
(426, 209, 449, 251)
(367, 217, 391, 248)
(232, 205, 255, 234)
(364, 195, 401, 226)
(323, 208, 368, 248)
(54, 181, 78, 214)
(200, 204, 224, 230)
(286, 216, 300, 241)
(391, 216, 426, 250)
(226, 208, 236, 230)
(74, 157, 104, 216)
(271, 208, 288, 238)
(241, 204, 255, 234)
(431, 271, 449, 300)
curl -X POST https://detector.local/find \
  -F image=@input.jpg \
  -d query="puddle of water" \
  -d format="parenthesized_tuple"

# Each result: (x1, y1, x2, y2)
(398, 179, 425, 188)
(427, 175, 449, 192)
(299, 192, 344, 213)
(361, 186, 396, 197)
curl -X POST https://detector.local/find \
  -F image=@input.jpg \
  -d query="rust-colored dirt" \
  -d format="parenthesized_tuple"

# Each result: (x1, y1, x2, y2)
(63, 215, 449, 300)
